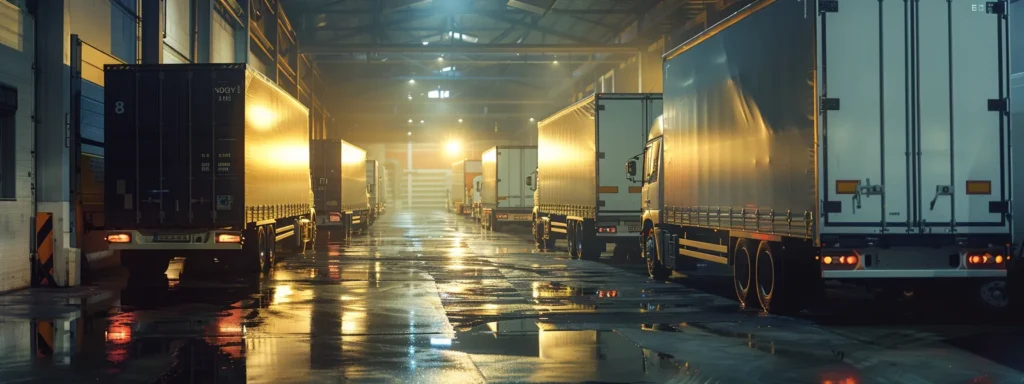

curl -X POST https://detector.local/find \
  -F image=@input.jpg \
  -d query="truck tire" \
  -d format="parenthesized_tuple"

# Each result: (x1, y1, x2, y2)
(754, 241, 802, 314)
(533, 219, 545, 250)
(121, 250, 172, 277)
(491, 212, 501, 232)
(733, 239, 756, 309)
(578, 221, 601, 261)
(266, 225, 276, 267)
(568, 221, 579, 260)
(644, 229, 671, 280)
(237, 227, 263, 273)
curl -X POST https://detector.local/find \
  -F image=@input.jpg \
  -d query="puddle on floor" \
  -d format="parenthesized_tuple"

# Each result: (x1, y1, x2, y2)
(450, 318, 685, 383)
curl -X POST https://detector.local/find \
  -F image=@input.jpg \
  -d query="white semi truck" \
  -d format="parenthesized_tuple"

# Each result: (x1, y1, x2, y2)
(532, 94, 661, 261)
(480, 146, 538, 231)
(637, 0, 1013, 313)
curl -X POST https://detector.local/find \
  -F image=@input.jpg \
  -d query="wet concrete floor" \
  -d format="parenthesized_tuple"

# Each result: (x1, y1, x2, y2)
(1, 210, 1022, 383)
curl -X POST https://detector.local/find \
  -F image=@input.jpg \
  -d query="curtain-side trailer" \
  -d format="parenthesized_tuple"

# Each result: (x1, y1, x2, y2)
(311, 139, 370, 244)
(480, 146, 538, 231)
(637, 0, 1013, 313)
(533, 93, 660, 261)
(103, 64, 315, 275)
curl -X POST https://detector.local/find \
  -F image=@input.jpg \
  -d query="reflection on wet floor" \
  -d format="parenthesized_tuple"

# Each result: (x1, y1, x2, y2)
(0, 210, 1022, 383)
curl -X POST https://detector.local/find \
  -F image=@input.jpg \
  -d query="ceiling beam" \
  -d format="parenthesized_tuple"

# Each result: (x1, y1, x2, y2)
(476, 12, 597, 44)
(347, 75, 566, 82)
(315, 58, 622, 64)
(297, 8, 640, 15)
(334, 99, 558, 105)
(301, 43, 641, 54)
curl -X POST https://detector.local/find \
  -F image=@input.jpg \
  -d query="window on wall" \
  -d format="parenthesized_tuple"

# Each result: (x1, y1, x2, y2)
(0, 84, 16, 200)
(0, 0, 22, 51)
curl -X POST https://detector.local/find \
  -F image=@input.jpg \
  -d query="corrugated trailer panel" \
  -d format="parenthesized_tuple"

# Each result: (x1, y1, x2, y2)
(366, 160, 378, 206)
(661, 0, 816, 238)
(104, 64, 309, 230)
(537, 95, 597, 214)
(311, 140, 342, 213)
(482, 148, 497, 206)
(451, 160, 467, 204)
(341, 140, 369, 212)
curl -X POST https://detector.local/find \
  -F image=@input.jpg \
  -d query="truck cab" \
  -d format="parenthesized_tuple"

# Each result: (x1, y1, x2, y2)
(635, 115, 664, 235)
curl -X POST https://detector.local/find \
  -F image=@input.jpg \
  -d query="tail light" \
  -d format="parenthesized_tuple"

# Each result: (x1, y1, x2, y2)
(966, 251, 1007, 269)
(329, 213, 342, 222)
(821, 251, 860, 270)
(597, 226, 617, 233)
(216, 233, 242, 243)
(106, 233, 131, 243)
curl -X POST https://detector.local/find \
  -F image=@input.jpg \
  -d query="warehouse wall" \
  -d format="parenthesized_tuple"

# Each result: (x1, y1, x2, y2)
(0, 0, 34, 292)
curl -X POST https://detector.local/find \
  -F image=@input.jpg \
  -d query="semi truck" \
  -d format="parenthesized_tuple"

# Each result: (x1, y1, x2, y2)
(311, 139, 370, 244)
(103, 64, 315, 275)
(450, 159, 482, 215)
(480, 146, 538, 231)
(366, 160, 381, 224)
(532, 94, 661, 261)
(635, 0, 1013, 313)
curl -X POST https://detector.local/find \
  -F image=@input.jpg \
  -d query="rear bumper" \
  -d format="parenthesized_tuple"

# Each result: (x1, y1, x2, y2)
(106, 230, 243, 251)
(823, 269, 1006, 279)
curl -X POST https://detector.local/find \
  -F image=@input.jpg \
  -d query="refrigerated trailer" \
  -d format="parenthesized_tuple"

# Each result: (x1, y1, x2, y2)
(637, 0, 1013, 313)
(311, 139, 370, 244)
(480, 146, 538, 231)
(366, 160, 381, 223)
(532, 94, 661, 261)
(450, 159, 482, 215)
(103, 64, 315, 275)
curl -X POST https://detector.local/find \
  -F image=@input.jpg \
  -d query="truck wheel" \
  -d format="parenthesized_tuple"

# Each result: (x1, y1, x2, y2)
(754, 241, 801, 314)
(491, 212, 501, 232)
(733, 240, 756, 309)
(257, 227, 269, 272)
(644, 230, 671, 280)
(578, 222, 601, 261)
(568, 221, 579, 260)
(627, 242, 643, 262)
(238, 228, 263, 273)
(533, 219, 545, 250)
(121, 251, 172, 277)
(974, 279, 1010, 313)
(266, 225, 277, 267)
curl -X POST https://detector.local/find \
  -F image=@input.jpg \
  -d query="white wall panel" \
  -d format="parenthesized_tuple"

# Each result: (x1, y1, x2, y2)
(211, 11, 235, 63)
(164, 0, 190, 61)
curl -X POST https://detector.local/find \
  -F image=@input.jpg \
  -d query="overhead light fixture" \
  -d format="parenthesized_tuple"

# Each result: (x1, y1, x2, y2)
(408, 119, 413, 123)
(408, 131, 412, 136)
(438, 56, 444, 62)
(407, 94, 413, 101)
(420, 120, 425, 124)
(427, 90, 450, 99)
(529, 117, 535, 122)
(445, 139, 462, 156)
(553, 60, 558, 64)
(458, 118, 463, 123)
(447, 31, 478, 43)
(408, 79, 415, 84)
(422, 41, 429, 45)
(440, 66, 455, 72)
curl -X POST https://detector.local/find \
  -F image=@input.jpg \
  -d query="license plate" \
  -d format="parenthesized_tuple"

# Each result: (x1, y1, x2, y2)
(498, 214, 531, 221)
(154, 234, 190, 242)
(627, 225, 642, 232)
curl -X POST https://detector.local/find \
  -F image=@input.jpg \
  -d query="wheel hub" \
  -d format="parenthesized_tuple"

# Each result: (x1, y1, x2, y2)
(979, 280, 1009, 309)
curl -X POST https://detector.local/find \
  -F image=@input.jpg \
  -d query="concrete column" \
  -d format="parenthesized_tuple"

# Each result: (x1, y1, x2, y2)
(195, 0, 212, 63)
(141, 0, 163, 64)
(34, 0, 77, 286)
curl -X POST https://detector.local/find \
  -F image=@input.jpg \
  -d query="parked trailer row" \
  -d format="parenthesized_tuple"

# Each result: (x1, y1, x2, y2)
(103, 64, 382, 276)
(450, 159, 482, 215)
(634, 0, 1013, 313)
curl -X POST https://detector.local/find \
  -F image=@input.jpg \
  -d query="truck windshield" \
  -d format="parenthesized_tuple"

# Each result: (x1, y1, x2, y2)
(645, 139, 661, 184)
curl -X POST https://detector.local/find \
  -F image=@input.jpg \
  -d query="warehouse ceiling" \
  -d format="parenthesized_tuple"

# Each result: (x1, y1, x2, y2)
(284, 0, 715, 143)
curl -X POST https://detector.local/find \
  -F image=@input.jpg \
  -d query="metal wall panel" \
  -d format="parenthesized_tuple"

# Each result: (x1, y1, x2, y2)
(164, 0, 190, 61)
(537, 95, 597, 211)
(0, 0, 33, 292)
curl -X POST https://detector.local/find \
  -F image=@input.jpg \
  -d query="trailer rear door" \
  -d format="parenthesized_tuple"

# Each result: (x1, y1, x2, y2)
(818, 0, 1010, 234)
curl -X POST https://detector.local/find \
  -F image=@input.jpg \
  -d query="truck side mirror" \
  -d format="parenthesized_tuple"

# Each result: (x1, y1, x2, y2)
(626, 160, 637, 177)
(525, 176, 533, 187)
(475, 181, 481, 191)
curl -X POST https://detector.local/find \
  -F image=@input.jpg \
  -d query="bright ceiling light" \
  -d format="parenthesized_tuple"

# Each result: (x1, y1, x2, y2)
(408, 79, 415, 84)
(458, 118, 463, 123)
(408, 119, 413, 123)
(422, 41, 429, 45)
(437, 56, 444, 62)
(420, 120, 425, 124)
(448, 31, 478, 43)
(407, 94, 413, 101)
(529, 117, 535, 122)
(445, 139, 462, 156)
(408, 131, 412, 136)
(553, 60, 558, 64)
